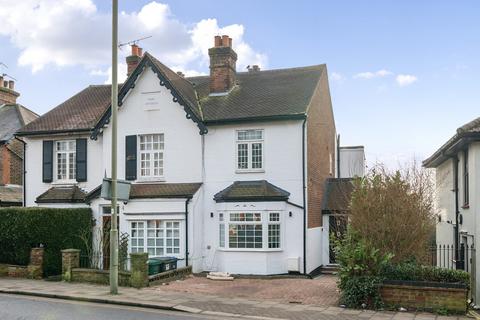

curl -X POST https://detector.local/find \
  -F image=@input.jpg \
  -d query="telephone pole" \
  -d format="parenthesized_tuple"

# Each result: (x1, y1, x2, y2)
(109, 0, 119, 294)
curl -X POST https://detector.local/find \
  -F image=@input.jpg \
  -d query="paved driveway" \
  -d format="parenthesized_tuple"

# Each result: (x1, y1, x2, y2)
(156, 274, 340, 306)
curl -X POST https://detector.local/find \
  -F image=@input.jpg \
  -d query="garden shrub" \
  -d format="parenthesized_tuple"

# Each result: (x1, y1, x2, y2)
(334, 228, 392, 308)
(0, 207, 92, 276)
(381, 262, 470, 287)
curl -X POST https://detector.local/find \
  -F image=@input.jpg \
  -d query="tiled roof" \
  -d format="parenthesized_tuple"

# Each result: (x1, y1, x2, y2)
(214, 180, 290, 202)
(36, 186, 87, 203)
(0, 104, 38, 141)
(129, 183, 202, 199)
(0, 185, 22, 204)
(423, 116, 480, 168)
(190, 65, 324, 123)
(17, 51, 325, 136)
(18, 85, 119, 135)
(85, 182, 202, 202)
(321, 178, 354, 213)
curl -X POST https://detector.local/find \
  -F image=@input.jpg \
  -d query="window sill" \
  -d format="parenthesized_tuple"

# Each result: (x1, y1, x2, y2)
(136, 177, 166, 183)
(50, 181, 78, 185)
(235, 169, 265, 174)
(217, 248, 282, 253)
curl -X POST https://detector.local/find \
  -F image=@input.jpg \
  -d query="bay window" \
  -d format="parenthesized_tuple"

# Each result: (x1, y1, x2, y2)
(130, 220, 180, 256)
(55, 140, 76, 181)
(236, 130, 264, 171)
(139, 134, 164, 179)
(219, 212, 282, 250)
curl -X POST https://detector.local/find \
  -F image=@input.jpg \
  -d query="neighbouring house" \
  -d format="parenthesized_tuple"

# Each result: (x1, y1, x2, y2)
(423, 116, 480, 301)
(321, 144, 365, 266)
(0, 78, 38, 207)
(17, 35, 340, 275)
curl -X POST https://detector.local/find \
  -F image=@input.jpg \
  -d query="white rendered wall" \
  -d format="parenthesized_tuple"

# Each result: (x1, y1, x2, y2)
(23, 134, 103, 206)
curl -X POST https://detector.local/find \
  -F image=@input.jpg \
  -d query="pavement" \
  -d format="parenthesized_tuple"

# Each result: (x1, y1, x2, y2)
(0, 278, 473, 320)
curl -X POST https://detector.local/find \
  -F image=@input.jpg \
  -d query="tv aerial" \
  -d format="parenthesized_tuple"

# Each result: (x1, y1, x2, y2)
(118, 36, 152, 50)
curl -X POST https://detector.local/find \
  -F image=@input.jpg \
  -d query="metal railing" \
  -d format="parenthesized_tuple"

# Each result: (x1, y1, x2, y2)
(79, 254, 130, 272)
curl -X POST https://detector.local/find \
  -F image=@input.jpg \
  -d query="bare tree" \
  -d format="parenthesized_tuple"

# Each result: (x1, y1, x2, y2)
(349, 160, 436, 263)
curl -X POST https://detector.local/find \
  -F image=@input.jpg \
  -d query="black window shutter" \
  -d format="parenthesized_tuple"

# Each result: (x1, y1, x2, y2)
(42, 141, 53, 183)
(125, 135, 137, 180)
(76, 138, 87, 182)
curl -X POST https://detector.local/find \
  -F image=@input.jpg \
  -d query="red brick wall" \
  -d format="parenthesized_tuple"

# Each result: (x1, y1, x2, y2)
(306, 68, 336, 228)
(380, 284, 467, 313)
(0, 139, 24, 185)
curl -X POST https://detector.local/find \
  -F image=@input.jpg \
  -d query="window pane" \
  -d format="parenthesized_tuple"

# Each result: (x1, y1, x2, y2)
(269, 213, 280, 222)
(219, 224, 225, 247)
(268, 224, 280, 248)
(237, 143, 248, 169)
(252, 143, 262, 169)
(228, 224, 262, 249)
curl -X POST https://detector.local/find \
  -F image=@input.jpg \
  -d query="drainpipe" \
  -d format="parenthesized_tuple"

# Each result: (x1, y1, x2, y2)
(302, 118, 307, 274)
(337, 134, 341, 178)
(453, 156, 460, 269)
(185, 198, 190, 267)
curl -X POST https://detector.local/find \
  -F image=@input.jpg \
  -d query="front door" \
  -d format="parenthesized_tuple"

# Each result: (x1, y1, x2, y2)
(329, 215, 348, 264)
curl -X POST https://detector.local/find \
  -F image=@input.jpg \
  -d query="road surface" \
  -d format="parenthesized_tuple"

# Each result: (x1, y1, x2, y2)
(0, 294, 231, 320)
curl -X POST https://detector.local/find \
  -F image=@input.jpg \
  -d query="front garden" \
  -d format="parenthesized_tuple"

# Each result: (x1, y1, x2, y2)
(335, 164, 470, 314)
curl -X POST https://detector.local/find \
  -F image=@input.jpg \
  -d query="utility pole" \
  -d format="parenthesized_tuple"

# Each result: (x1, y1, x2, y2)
(109, 0, 119, 294)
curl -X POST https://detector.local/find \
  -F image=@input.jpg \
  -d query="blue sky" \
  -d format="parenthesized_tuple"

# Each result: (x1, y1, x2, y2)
(1, 1, 479, 168)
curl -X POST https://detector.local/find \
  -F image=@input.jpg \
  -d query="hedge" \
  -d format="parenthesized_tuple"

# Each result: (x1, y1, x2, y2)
(0, 207, 92, 276)
(381, 263, 470, 287)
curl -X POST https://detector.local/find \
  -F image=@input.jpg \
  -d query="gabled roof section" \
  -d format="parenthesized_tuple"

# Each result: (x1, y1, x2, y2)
(17, 85, 114, 136)
(188, 65, 324, 124)
(322, 178, 354, 213)
(423, 116, 480, 168)
(91, 52, 207, 139)
(214, 180, 290, 202)
(36, 185, 87, 203)
(0, 104, 38, 141)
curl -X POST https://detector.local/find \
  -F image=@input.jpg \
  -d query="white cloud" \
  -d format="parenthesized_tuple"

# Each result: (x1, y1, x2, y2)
(396, 74, 418, 87)
(330, 72, 344, 82)
(0, 0, 267, 78)
(353, 69, 393, 79)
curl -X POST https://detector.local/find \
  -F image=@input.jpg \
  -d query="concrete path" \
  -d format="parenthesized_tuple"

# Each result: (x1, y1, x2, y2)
(0, 278, 472, 320)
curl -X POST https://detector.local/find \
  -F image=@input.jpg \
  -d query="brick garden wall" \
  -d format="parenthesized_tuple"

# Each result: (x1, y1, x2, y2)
(380, 282, 467, 313)
(71, 268, 131, 287)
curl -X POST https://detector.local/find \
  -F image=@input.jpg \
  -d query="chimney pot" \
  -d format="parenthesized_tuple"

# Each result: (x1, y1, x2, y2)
(131, 44, 139, 56)
(8, 80, 14, 90)
(138, 47, 143, 57)
(222, 35, 230, 47)
(214, 35, 222, 47)
(176, 71, 185, 78)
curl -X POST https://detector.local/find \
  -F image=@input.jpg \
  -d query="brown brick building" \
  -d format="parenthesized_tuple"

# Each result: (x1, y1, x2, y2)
(0, 80, 38, 206)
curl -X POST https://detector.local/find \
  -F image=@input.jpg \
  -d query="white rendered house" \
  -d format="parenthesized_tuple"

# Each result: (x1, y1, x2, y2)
(17, 36, 338, 275)
(423, 117, 480, 301)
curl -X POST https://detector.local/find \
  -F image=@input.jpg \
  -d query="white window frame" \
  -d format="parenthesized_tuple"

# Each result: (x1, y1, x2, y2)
(219, 211, 282, 251)
(137, 134, 165, 181)
(129, 220, 182, 258)
(54, 140, 76, 182)
(235, 129, 265, 173)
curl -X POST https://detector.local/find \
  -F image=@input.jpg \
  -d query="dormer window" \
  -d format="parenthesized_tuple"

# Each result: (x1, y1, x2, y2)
(236, 129, 264, 172)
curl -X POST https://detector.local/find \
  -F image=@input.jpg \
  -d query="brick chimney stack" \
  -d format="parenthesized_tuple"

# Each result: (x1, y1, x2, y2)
(126, 44, 143, 77)
(209, 35, 237, 94)
(0, 77, 19, 105)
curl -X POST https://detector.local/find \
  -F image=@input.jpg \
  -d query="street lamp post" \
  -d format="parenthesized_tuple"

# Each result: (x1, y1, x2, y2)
(109, 0, 119, 294)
